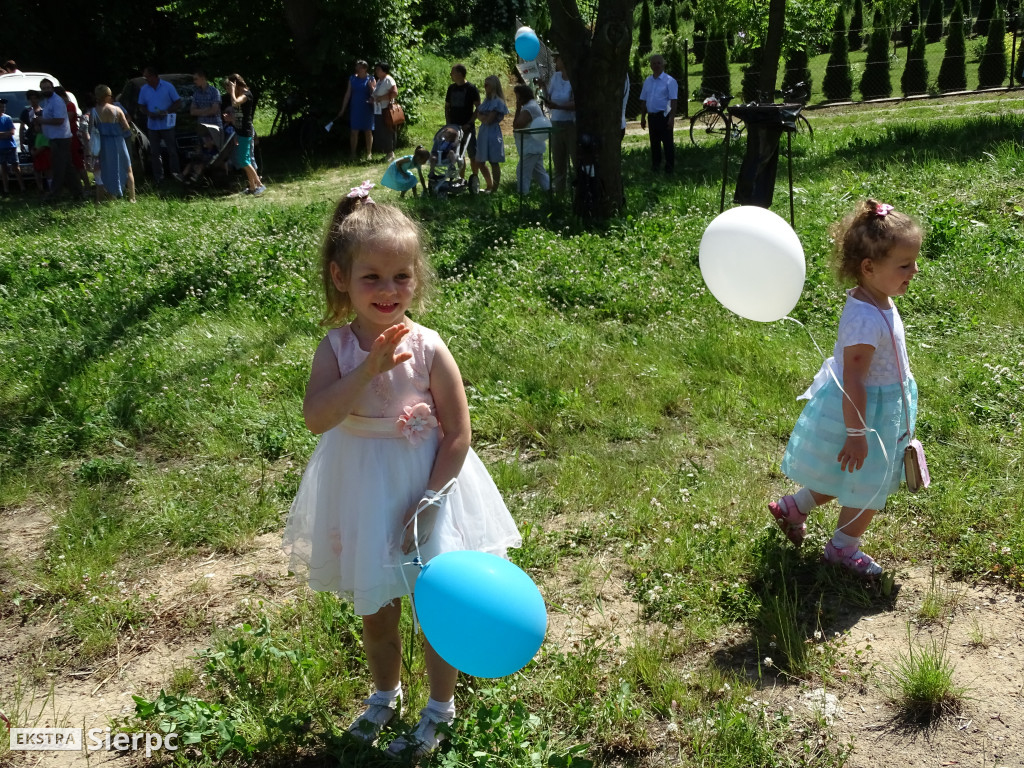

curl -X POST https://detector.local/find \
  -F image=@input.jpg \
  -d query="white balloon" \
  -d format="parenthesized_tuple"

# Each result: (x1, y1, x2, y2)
(699, 206, 806, 323)
(515, 26, 533, 39)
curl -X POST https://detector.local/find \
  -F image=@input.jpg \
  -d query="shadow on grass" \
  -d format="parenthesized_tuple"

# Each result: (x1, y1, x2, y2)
(708, 530, 902, 684)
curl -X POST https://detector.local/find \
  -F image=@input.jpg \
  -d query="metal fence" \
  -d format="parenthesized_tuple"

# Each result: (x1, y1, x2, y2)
(626, 16, 1023, 116)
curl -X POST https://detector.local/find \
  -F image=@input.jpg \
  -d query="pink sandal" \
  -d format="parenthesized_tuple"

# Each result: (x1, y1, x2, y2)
(824, 541, 883, 578)
(768, 495, 807, 547)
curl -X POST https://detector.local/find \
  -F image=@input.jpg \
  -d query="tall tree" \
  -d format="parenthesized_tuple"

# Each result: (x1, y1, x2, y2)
(925, 0, 945, 42)
(860, 7, 893, 98)
(938, 0, 968, 89)
(901, 27, 930, 94)
(548, 0, 634, 217)
(977, 0, 1007, 85)
(822, 5, 854, 100)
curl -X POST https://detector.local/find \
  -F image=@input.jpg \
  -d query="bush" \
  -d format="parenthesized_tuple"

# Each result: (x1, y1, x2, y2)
(849, 0, 866, 51)
(902, 29, 930, 95)
(902, 1, 921, 48)
(782, 47, 812, 97)
(822, 6, 854, 101)
(925, 0, 944, 43)
(638, 0, 653, 58)
(741, 48, 761, 102)
(701, 27, 732, 97)
(1017, 25, 1024, 83)
(664, 33, 687, 87)
(860, 8, 893, 99)
(976, 0, 997, 34)
(938, 0, 968, 90)
(977, 0, 1007, 87)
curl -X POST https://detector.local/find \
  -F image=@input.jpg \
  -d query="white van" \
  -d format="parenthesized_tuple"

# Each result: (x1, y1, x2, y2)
(0, 72, 81, 177)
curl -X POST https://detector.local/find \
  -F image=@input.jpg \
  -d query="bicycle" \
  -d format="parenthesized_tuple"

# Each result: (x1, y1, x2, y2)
(775, 82, 813, 139)
(689, 92, 745, 146)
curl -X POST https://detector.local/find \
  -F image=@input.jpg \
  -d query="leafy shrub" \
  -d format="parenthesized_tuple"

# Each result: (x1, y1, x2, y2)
(977, 0, 1007, 87)
(849, 0, 865, 51)
(902, 30, 930, 95)
(860, 8, 893, 99)
(938, 0, 968, 91)
(822, 6, 854, 101)
(925, 0, 945, 43)
(638, 0, 653, 58)
(701, 27, 732, 97)
(781, 47, 812, 97)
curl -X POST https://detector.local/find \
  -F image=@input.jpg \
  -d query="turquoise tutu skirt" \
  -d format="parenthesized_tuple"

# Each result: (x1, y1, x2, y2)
(381, 157, 418, 193)
(781, 377, 917, 509)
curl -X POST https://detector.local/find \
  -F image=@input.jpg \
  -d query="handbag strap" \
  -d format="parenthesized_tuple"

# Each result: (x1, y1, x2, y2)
(866, 294, 914, 442)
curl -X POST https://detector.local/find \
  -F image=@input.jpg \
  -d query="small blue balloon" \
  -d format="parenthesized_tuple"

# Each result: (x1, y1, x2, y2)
(415, 551, 547, 678)
(515, 30, 541, 62)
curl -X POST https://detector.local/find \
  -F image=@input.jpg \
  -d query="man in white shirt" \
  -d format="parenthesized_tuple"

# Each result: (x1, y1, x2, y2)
(639, 54, 678, 173)
(39, 78, 83, 201)
(540, 54, 575, 194)
(138, 67, 183, 183)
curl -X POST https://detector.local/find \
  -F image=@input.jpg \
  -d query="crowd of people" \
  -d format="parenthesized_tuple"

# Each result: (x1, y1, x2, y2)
(1, 63, 266, 202)
(1, 51, 682, 202)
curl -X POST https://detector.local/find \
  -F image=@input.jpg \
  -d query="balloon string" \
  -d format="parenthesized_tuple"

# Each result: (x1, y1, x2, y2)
(397, 478, 459, 635)
(781, 316, 889, 532)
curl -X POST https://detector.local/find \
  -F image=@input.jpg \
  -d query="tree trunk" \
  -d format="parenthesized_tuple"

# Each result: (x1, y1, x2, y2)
(548, 0, 635, 218)
(757, 0, 787, 100)
(282, 0, 322, 75)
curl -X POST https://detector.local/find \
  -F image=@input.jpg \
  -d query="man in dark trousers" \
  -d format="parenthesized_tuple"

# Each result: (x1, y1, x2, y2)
(639, 54, 678, 174)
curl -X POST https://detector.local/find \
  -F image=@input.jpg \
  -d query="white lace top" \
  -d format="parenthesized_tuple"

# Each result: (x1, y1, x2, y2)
(800, 289, 911, 399)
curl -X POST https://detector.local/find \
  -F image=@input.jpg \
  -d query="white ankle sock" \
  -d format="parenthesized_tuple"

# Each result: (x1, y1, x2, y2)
(375, 685, 402, 705)
(793, 488, 819, 515)
(425, 696, 455, 721)
(831, 530, 860, 550)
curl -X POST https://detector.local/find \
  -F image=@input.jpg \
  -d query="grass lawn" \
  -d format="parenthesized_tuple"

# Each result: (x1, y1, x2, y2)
(0, 73, 1022, 767)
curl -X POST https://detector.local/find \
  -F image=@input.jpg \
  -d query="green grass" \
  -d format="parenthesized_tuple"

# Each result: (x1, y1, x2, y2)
(1, 65, 1023, 767)
(883, 628, 967, 723)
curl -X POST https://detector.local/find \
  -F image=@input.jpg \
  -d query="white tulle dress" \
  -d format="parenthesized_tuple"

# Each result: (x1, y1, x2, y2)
(282, 322, 522, 615)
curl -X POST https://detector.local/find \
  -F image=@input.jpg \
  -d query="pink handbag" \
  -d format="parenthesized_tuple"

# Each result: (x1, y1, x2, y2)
(873, 302, 930, 493)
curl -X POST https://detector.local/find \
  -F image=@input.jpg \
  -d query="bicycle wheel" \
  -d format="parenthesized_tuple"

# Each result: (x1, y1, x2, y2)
(795, 113, 814, 139)
(689, 108, 730, 146)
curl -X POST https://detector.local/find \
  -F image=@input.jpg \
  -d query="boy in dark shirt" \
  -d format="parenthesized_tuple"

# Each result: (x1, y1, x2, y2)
(444, 64, 480, 179)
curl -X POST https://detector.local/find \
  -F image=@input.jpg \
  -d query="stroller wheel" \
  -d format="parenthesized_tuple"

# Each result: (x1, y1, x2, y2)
(468, 175, 480, 195)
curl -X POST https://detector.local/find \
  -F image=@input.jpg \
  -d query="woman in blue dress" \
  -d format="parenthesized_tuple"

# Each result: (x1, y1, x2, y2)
(472, 75, 508, 193)
(91, 85, 135, 202)
(334, 60, 376, 161)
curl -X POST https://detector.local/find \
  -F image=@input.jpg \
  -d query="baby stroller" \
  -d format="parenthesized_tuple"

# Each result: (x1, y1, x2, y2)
(183, 123, 253, 192)
(425, 124, 478, 197)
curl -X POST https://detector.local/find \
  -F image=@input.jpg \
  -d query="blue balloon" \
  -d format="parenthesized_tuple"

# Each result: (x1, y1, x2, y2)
(415, 551, 547, 678)
(515, 30, 541, 61)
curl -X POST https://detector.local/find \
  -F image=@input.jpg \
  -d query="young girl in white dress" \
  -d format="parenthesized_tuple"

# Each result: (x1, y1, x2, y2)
(282, 181, 521, 758)
(769, 200, 923, 577)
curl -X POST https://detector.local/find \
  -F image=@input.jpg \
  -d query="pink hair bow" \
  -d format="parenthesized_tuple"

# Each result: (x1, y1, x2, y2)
(347, 180, 375, 204)
(875, 202, 894, 217)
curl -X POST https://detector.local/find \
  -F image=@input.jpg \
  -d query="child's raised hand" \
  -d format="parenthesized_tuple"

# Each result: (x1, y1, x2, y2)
(837, 436, 868, 472)
(364, 323, 413, 377)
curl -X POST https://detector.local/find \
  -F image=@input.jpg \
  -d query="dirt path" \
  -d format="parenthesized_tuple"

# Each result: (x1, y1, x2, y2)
(3, 494, 1022, 768)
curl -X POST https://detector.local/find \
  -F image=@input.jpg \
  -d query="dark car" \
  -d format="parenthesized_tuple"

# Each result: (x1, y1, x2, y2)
(117, 74, 209, 176)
